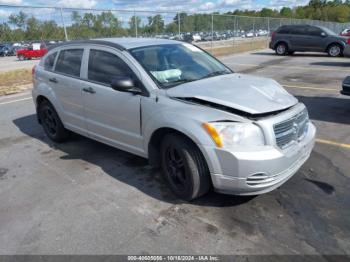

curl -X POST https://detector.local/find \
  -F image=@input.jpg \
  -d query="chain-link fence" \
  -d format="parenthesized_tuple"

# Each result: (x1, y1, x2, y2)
(1, 4, 350, 50)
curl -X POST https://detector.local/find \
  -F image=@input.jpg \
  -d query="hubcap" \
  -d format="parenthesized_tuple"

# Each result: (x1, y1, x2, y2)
(277, 45, 285, 54)
(330, 46, 340, 56)
(43, 108, 57, 136)
(165, 146, 187, 191)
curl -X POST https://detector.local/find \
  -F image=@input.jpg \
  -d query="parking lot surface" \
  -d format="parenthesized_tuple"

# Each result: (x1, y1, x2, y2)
(0, 50, 349, 255)
(0, 56, 38, 72)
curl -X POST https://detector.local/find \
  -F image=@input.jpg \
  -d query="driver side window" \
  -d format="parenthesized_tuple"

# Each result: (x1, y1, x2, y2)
(88, 49, 135, 86)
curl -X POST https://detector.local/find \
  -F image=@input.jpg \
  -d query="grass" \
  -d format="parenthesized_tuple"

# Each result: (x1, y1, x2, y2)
(0, 69, 32, 96)
(204, 39, 269, 57)
(0, 39, 269, 96)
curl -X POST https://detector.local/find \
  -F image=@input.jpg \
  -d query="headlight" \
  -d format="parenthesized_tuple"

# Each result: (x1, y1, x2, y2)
(203, 122, 265, 148)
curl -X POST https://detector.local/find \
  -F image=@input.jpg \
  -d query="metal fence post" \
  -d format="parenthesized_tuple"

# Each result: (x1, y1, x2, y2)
(134, 9, 138, 37)
(178, 12, 181, 39)
(60, 8, 68, 41)
(211, 13, 214, 50)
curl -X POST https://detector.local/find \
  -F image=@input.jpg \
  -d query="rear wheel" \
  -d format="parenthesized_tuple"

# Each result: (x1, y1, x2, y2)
(327, 44, 342, 57)
(18, 55, 25, 61)
(38, 100, 69, 143)
(161, 134, 210, 201)
(275, 43, 288, 56)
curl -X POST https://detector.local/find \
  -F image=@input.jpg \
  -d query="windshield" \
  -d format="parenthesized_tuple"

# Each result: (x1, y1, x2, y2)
(129, 44, 232, 88)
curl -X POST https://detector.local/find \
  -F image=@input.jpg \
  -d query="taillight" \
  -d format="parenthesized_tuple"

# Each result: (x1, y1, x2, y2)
(347, 38, 350, 45)
(271, 31, 276, 40)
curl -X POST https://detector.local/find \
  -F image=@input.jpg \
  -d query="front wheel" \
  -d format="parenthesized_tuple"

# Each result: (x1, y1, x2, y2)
(327, 44, 342, 57)
(161, 134, 211, 201)
(38, 100, 70, 143)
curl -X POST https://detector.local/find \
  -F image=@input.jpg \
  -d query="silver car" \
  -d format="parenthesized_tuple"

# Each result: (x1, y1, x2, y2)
(32, 38, 316, 200)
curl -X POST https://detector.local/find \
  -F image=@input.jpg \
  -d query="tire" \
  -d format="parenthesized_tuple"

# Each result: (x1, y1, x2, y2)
(275, 42, 288, 56)
(38, 100, 70, 143)
(160, 133, 211, 201)
(18, 55, 24, 61)
(327, 44, 343, 57)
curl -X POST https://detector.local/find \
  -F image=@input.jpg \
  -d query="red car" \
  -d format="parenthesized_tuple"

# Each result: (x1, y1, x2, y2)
(340, 29, 350, 37)
(17, 43, 48, 61)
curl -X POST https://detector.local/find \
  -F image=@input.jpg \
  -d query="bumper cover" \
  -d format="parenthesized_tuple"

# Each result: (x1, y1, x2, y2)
(206, 123, 316, 195)
(344, 45, 350, 57)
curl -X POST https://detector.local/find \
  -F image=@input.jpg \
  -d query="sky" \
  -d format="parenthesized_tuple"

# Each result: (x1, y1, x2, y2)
(0, 0, 310, 13)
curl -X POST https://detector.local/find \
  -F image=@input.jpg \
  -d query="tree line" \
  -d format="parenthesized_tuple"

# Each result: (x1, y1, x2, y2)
(1, 0, 350, 42)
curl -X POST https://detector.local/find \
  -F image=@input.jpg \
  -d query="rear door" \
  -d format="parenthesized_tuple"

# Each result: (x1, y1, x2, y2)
(51, 47, 86, 133)
(288, 26, 308, 51)
(80, 46, 145, 155)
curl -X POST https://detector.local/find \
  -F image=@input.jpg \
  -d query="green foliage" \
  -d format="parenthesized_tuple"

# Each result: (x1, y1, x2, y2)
(0, 0, 350, 43)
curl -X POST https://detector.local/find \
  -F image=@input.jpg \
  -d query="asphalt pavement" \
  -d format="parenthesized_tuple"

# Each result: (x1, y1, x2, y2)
(0, 50, 349, 255)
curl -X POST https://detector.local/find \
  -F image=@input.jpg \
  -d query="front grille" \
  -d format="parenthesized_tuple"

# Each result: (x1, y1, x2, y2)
(274, 108, 309, 149)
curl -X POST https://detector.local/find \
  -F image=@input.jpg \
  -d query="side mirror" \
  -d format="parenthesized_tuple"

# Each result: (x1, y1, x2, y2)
(111, 77, 142, 95)
(321, 32, 327, 37)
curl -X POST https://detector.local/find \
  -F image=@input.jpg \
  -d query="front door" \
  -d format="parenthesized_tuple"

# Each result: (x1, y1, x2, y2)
(81, 47, 144, 156)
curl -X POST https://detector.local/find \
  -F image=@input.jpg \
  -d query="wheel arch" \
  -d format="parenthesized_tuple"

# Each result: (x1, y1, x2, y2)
(274, 40, 289, 50)
(148, 127, 201, 167)
(326, 42, 344, 52)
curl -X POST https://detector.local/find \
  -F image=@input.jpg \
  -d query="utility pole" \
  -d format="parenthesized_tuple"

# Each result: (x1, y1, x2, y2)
(134, 9, 138, 37)
(60, 8, 68, 41)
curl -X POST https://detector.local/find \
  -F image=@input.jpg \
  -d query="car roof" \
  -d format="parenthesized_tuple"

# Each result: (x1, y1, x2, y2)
(50, 38, 182, 51)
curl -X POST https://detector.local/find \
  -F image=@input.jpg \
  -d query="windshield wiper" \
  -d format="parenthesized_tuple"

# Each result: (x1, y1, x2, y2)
(201, 70, 231, 79)
(164, 78, 195, 88)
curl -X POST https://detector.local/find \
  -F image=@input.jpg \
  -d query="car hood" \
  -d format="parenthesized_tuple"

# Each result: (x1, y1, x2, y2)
(166, 73, 298, 115)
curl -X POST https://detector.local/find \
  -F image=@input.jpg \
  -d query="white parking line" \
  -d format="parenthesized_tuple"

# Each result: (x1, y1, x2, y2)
(283, 84, 338, 92)
(224, 62, 350, 72)
(0, 97, 32, 105)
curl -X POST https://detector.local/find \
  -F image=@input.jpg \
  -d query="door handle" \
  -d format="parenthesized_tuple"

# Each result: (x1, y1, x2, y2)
(82, 87, 96, 94)
(49, 78, 58, 83)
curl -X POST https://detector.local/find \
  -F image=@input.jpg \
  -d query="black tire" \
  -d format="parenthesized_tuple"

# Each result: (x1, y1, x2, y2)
(160, 133, 210, 201)
(38, 100, 69, 143)
(327, 44, 343, 57)
(18, 55, 24, 61)
(275, 42, 288, 56)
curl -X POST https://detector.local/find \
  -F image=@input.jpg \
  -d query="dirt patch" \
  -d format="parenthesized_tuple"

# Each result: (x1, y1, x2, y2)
(204, 39, 268, 57)
(0, 69, 32, 96)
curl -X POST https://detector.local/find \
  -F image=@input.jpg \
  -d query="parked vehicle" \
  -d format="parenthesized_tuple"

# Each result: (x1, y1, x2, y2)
(32, 38, 316, 200)
(270, 25, 350, 57)
(341, 76, 350, 96)
(344, 44, 350, 58)
(0, 44, 16, 56)
(17, 43, 48, 60)
(340, 29, 350, 37)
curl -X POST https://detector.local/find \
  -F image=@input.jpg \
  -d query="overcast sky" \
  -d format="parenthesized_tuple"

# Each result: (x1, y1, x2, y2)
(0, 0, 310, 12)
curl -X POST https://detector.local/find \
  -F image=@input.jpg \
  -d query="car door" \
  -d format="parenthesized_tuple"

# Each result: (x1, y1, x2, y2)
(288, 26, 308, 51)
(80, 47, 145, 156)
(304, 26, 327, 51)
(51, 47, 86, 133)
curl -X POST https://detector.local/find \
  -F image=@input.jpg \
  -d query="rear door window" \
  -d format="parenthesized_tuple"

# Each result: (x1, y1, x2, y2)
(55, 49, 84, 77)
(87, 49, 135, 86)
(278, 27, 290, 34)
(44, 52, 57, 71)
(289, 26, 307, 35)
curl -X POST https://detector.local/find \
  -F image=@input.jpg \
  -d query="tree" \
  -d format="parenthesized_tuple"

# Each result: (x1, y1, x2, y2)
(128, 15, 141, 35)
(8, 11, 27, 30)
(280, 7, 293, 17)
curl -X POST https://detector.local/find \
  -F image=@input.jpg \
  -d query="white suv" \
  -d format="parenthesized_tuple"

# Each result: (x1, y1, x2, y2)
(32, 38, 316, 200)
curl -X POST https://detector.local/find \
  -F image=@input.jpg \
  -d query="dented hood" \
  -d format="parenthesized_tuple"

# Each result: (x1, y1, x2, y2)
(166, 73, 298, 115)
